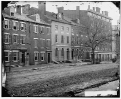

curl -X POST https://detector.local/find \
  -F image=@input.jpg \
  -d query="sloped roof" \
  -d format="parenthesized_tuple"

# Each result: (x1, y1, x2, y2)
(28, 13, 50, 25)
(45, 14, 71, 25)
(2, 13, 50, 26)
(63, 16, 85, 28)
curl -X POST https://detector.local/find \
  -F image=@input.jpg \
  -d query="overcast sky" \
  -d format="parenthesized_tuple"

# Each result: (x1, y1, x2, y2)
(12, 1, 120, 25)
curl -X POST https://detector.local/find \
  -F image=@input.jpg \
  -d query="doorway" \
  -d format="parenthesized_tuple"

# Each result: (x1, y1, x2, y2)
(47, 53, 51, 63)
(21, 52, 25, 63)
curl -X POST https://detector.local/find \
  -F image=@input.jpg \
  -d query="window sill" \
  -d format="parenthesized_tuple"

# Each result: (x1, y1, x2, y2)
(13, 61, 18, 62)
(4, 43, 9, 44)
(4, 27, 9, 30)
(41, 60, 44, 61)
(34, 60, 38, 61)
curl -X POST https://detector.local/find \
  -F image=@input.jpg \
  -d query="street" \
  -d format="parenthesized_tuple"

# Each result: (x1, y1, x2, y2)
(6, 63, 119, 96)
(7, 63, 118, 86)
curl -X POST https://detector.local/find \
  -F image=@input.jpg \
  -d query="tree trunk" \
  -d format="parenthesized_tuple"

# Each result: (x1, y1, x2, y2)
(91, 49, 95, 64)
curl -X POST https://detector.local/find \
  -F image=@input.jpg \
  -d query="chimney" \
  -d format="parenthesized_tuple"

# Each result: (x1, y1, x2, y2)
(38, 1, 46, 19)
(58, 7, 64, 13)
(96, 7, 100, 13)
(88, 5, 90, 10)
(93, 7, 95, 11)
(76, 6, 80, 11)
(105, 11, 108, 16)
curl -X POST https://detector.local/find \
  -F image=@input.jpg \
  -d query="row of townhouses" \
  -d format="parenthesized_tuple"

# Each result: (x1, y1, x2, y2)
(2, 2, 113, 66)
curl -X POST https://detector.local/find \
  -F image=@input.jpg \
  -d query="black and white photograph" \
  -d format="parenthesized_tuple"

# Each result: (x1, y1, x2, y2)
(1, 1, 120, 97)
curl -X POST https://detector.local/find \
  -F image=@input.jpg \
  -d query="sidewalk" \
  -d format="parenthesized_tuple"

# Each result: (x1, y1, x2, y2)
(9, 61, 114, 73)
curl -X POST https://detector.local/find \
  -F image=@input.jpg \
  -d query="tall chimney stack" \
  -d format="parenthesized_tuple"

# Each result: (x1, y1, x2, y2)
(76, 6, 80, 11)
(38, 1, 46, 19)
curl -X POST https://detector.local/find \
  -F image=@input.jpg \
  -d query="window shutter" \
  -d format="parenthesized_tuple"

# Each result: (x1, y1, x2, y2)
(3, 20, 5, 28)
(9, 20, 11, 29)
(24, 23, 26, 31)
(17, 35, 19, 44)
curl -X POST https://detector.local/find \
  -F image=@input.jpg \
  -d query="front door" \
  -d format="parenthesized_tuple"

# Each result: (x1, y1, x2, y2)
(21, 52, 25, 63)
(47, 53, 51, 63)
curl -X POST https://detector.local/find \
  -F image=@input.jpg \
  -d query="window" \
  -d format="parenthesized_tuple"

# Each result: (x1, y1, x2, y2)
(47, 27, 50, 33)
(4, 33, 10, 44)
(34, 51, 39, 61)
(42, 26, 44, 33)
(61, 48, 64, 57)
(34, 25, 38, 33)
(67, 27, 69, 32)
(13, 34, 18, 43)
(20, 35, 25, 44)
(61, 35, 64, 43)
(46, 39, 50, 47)
(55, 34, 58, 42)
(13, 21, 18, 30)
(67, 36, 69, 43)
(4, 51, 9, 62)
(13, 51, 18, 62)
(20, 22, 26, 31)
(4, 19, 9, 29)
(41, 52, 45, 61)
(34, 39, 38, 48)
(55, 48, 58, 57)
(61, 26, 64, 31)
(11, 12, 14, 16)
(71, 29, 73, 33)
(55, 25, 58, 30)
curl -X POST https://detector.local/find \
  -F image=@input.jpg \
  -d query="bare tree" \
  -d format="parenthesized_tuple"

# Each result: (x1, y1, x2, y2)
(82, 16, 112, 64)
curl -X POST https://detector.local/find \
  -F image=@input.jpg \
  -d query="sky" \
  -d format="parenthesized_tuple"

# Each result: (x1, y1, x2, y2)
(10, 1, 120, 25)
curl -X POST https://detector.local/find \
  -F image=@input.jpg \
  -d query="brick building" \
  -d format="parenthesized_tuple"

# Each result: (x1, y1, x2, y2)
(28, 2, 72, 62)
(2, 5, 51, 66)
(58, 5, 113, 61)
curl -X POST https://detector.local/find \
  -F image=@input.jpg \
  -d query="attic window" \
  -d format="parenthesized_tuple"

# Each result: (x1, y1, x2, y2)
(11, 12, 14, 16)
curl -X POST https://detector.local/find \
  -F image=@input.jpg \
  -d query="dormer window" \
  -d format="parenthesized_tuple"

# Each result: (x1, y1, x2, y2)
(11, 12, 14, 16)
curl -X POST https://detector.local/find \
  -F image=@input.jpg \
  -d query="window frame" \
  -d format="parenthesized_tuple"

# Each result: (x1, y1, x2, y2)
(55, 34, 58, 43)
(61, 26, 64, 31)
(40, 52, 45, 61)
(67, 36, 69, 43)
(13, 34, 18, 44)
(34, 38, 38, 48)
(4, 33, 10, 44)
(55, 25, 58, 31)
(12, 50, 19, 62)
(34, 51, 39, 61)
(34, 25, 38, 33)
(12, 20, 18, 31)
(20, 34, 26, 45)
(4, 50, 10, 62)
(20, 22, 26, 31)
(4, 19, 9, 29)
